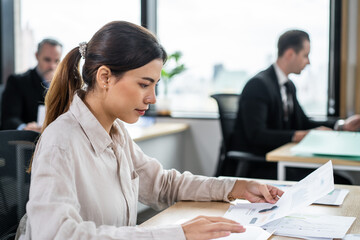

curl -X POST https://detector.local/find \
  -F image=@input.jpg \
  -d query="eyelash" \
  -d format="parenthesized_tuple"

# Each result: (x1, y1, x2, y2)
(140, 84, 149, 88)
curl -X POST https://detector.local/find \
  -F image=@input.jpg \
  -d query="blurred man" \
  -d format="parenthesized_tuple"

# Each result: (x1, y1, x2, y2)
(229, 30, 360, 180)
(1, 38, 62, 131)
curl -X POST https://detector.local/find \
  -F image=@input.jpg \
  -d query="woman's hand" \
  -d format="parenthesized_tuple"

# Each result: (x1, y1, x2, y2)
(181, 215, 245, 240)
(229, 180, 284, 204)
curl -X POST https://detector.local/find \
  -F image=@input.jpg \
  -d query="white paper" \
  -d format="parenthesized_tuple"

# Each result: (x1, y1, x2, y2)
(272, 184, 349, 206)
(262, 214, 355, 239)
(344, 234, 360, 240)
(313, 188, 349, 205)
(224, 161, 335, 226)
(37, 104, 46, 127)
(215, 225, 272, 240)
(270, 233, 332, 240)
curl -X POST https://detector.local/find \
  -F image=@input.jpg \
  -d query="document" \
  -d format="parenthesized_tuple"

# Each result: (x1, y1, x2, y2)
(272, 184, 349, 206)
(37, 104, 46, 127)
(344, 234, 360, 240)
(313, 188, 349, 206)
(224, 161, 334, 226)
(262, 214, 355, 239)
(215, 225, 272, 240)
(291, 130, 360, 158)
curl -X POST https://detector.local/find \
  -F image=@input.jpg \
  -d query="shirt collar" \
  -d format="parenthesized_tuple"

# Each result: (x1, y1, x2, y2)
(35, 66, 50, 88)
(273, 63, 288, 86)
(69, 92, 116, 156)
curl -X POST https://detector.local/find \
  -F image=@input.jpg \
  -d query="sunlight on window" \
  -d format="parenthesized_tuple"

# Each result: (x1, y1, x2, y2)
(18, 0, 140, 73)
(158, 0, 329, 116)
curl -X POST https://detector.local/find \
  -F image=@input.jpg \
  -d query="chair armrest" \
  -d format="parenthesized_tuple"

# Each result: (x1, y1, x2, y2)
(227, 151, 265, 162)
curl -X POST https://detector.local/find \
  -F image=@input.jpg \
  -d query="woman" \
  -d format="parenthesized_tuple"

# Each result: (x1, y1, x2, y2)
(22, 21, 283, 239)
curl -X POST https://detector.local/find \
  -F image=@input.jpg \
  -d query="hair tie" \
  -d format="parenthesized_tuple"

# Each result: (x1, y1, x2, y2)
(79, 42, 87, 59)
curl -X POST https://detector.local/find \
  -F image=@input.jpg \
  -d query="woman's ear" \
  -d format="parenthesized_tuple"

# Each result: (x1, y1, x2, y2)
(95, 66, 112, 90)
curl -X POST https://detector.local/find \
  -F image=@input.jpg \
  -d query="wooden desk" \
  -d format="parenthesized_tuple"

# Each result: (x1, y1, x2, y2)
(266, 143, 360, 180)
(127, 122, 189, 142)
(141, 182, 360, 239)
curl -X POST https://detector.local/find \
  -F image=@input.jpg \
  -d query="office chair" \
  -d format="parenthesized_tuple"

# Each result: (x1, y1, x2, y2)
(0, 130, 39, 240)
(211, 93, 265, 177)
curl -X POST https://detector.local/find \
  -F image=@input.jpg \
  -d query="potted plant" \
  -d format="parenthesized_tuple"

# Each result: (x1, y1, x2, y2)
(156, 51, 186, 115)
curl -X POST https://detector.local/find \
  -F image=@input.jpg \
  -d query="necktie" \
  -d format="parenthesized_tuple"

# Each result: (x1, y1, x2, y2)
(283, 81, 294, 123)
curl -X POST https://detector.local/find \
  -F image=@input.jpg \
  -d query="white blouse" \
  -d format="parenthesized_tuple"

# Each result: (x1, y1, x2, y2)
(23, 93, 236, 239)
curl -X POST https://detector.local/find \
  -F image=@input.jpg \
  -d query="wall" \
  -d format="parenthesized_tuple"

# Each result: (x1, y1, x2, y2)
(156, 117, 221, 177)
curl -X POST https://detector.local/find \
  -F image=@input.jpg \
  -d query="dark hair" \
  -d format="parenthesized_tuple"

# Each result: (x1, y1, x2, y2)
(42, 21, 167, 131)
(277, 30, 310, 57)
(37, 38, 63, 53)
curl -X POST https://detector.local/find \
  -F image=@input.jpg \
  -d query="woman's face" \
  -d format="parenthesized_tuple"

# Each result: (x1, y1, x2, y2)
(103, 59, 163, 124)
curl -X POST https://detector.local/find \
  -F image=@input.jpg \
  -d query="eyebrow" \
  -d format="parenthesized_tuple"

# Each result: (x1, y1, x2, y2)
(142, 77, 160, 83)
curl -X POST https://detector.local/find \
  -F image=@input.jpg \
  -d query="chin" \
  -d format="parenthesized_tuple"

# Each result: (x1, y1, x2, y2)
(123, 118, 139, 124)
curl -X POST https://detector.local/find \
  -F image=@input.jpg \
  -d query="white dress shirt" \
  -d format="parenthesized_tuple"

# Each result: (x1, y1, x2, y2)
(23, 92, 236, 239)
(273, 62, 289, 108)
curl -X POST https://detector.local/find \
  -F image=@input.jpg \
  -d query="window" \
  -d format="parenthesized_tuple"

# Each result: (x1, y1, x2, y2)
(157, 0, 330, 117)
(17, 0, 140, 73)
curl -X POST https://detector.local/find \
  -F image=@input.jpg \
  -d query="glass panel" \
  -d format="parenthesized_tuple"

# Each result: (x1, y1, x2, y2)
(158, 0, 329, 116)
(17, 0, 140, 73)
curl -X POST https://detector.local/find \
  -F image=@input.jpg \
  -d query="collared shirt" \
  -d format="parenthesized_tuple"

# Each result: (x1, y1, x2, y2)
(273, 63, 289, 107)
(24, 92, 236, 239)
(35, 66, 50, 88)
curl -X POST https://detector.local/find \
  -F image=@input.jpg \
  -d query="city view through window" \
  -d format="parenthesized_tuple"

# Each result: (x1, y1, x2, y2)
(158, 0, 330, 116)
(18, 0, 329, 117)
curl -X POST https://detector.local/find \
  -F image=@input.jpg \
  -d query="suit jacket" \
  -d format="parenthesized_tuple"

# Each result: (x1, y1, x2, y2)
(229, 65, 335, 155)
(1, 68, 46, 130)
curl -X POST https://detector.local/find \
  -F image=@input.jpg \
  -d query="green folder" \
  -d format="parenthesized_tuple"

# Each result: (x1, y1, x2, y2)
(291, 130, 360, 158)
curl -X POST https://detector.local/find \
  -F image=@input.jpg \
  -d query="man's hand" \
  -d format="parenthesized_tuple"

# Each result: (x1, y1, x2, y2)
(292, 130, 309, 142)
(24, 121, 42, 132)
(292, 126, 332, 142)
(343, 115, 360, 131)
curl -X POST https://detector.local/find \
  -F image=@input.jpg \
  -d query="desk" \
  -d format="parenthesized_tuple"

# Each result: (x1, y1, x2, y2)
(128, 122, 189, 142)
(141, 181, 360, 239)
(266, 143, 360, 180)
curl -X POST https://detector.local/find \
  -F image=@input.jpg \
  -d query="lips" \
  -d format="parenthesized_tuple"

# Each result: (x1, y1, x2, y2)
(135, 108, 147, 116)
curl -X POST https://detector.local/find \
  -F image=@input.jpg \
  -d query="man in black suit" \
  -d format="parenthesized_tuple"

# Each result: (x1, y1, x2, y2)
(1, 38, 62, 131)
(229, 30, 360, 180)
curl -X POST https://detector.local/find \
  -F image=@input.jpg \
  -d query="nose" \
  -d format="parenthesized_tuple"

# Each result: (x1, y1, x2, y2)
(50, 61, 58, 70)
(145, 89, 156, 104)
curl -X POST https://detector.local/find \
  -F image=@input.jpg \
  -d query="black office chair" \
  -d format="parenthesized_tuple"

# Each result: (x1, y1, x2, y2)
(211, 93, 265, 177)
(0, 130, 39, 240)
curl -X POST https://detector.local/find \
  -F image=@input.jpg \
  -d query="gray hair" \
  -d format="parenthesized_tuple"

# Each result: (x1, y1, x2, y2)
(37, 38, 63, 53)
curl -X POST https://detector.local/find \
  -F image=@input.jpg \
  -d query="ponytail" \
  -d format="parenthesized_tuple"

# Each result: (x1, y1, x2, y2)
(41, 47, 83, 132)
(28, 47, 83, 172)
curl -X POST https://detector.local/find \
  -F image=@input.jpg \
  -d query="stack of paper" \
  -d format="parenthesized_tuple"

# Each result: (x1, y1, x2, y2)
(291, 130, 360, 158)
(222, 161, 355, 239)
(262, 214, 355, 239)
(271, 184, 350, 206)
